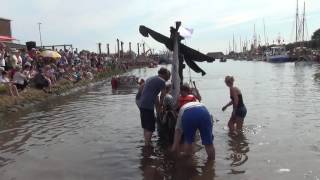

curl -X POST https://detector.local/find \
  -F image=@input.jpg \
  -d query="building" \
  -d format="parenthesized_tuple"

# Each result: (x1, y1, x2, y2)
(206, 52, 224, 59)
(0, 17, 26, 49)
(0, 17, 12, 37)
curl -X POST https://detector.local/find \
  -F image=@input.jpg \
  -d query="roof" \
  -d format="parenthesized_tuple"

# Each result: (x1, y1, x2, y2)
(206, 52, 224, 57)
(0, 17, 11, 21)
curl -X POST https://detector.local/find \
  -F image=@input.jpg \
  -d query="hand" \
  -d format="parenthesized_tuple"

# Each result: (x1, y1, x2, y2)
(222, 106, 227, 111)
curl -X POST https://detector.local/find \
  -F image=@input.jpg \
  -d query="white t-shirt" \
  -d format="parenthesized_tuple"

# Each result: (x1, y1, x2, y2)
(175, 101, 204, 131)
(13, 71, 26, 85)
(0, 75, 10, 84)
(0, 52, 5, 67)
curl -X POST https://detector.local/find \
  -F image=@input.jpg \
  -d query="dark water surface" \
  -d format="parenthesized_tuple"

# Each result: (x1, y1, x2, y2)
(0, 60, 320, 180)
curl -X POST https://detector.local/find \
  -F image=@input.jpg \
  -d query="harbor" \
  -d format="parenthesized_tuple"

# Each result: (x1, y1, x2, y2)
(0, 60, 320, 179)
(1, 0, 320, 179)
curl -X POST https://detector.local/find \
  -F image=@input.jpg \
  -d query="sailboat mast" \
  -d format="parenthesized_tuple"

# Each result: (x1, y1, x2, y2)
(263, 19, 267, 45)
(295, 0, 299, 42)
(233, 34, 235, 52)
(240, 36, 242, 53)
(302, 1, 305, 42)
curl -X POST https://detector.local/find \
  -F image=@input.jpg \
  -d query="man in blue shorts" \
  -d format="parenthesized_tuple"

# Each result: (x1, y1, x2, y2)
(171, 101, 215, 160)
(138, 67, 171, 146)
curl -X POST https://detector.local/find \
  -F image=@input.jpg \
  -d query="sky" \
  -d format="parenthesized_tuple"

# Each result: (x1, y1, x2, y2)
(1, 0, 320, 54)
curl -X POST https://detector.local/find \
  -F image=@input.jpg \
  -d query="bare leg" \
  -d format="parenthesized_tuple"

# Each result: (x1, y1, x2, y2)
(184, 143, 193, 156)
(235, 117, 244, 131)
(228, 116, 236, 132)
(144, 129, 152, 146)
(6, 84, 14, 96)
(204, 144, 215, 160)
(171, 129, 182, 152)
(11, 85, 19, 96)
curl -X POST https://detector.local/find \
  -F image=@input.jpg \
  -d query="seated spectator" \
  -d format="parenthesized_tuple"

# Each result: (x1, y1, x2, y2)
(44, 65, 57, 85)
(0, 43, 6, 69)
(22, 62, 33, 80)
(33, 69, 52, 92)
(0, 69, 19, 96)
(13, 66, 28, 91)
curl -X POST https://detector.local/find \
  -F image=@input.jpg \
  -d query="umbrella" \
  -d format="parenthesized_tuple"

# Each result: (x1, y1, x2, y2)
(40, 50, 61, 59)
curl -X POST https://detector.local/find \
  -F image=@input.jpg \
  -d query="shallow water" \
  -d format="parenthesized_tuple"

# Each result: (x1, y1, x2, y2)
(0, 60, 320, 180)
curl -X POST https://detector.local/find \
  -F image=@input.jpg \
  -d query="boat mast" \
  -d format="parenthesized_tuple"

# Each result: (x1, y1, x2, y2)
(239, 36, 242, 53)
(302, 1, 305, 42)
(296, 0, 299, 42)
(232, 34, 235, 52)
(253, 24, 257, 49)
(263, 18, 267, 45)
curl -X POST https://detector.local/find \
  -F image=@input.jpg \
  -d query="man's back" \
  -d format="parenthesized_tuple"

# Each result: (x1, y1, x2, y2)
(139, 75, 165, 110)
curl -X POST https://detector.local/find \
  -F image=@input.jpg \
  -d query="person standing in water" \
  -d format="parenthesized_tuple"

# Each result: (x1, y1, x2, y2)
(171, 83, 215, 160)
(222, 76, 247, 132)
(138, 67, 171, 146)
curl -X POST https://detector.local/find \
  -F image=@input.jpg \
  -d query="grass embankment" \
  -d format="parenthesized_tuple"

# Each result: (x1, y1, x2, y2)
(0, 68, 124, 113)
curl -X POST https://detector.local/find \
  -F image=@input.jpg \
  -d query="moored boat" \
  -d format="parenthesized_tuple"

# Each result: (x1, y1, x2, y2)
(266, 46, 291, 63)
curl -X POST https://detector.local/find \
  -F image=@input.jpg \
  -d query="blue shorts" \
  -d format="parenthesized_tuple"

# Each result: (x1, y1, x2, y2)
(181, 106, 214, 145)
(139, 108, 156, 132)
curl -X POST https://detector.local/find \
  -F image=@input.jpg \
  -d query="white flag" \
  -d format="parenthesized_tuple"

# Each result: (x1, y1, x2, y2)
(179, 26, 193, 38)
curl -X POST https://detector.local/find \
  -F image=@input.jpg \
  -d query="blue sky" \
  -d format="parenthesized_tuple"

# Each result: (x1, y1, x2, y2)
(2, 0, 320, 53)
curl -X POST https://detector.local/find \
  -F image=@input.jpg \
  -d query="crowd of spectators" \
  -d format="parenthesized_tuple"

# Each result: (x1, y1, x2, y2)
(0, 42, 142, 97)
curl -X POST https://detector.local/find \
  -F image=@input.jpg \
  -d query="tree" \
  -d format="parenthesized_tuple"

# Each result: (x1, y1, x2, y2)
(312, 28, 320, 40)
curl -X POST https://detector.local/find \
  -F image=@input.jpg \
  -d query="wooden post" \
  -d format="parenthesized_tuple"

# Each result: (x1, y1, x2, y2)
(121, 41, 124, 57)
(143, 43, 145, 55)
(171, 21, 181, 103)
(98, 42, 102, 54)
(107, 43, 110, 55)
(117, 39, 120, 58)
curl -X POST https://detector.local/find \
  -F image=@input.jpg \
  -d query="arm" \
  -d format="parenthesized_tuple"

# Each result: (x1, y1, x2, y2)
(222, 100, 233, 111)
(222, 88, 234, 111)
(171, 109, 183, 152)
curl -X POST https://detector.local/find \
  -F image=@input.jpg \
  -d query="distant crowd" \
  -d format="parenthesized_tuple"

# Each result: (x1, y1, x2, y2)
(0, 42, 147, 97)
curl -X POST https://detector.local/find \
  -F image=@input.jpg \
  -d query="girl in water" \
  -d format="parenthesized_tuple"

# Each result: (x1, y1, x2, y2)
(222, 76, 247, 132)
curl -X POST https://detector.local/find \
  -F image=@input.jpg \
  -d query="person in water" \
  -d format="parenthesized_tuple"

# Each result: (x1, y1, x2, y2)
(171, 83, 215, 160)
(222, 76, 247, 132)
(138, 67, 171, 146)
(135, 78, 145, 107)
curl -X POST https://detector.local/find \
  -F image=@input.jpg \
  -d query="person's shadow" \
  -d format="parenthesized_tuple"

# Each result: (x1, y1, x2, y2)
(226, 132, 250, 174)
(139, 145, 216, 180)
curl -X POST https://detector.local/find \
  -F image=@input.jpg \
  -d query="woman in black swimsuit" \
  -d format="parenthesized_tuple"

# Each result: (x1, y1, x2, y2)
(222, 76, 247, 132)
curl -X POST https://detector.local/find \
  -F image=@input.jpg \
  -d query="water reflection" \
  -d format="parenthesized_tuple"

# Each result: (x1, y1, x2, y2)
(227, 132, 249, 173)
(139, 145, 216, 180)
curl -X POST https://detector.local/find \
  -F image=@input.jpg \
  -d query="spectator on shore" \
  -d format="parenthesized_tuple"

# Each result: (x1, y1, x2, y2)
(9, 49, 22, 69)
(44, 65, 57, 85)
(0, 43, 6, 69)
(22, 62, 34, 80)
(13, 66, 28, 91)
(0, 69, 19, 96)
(33, 69, 52, 92)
